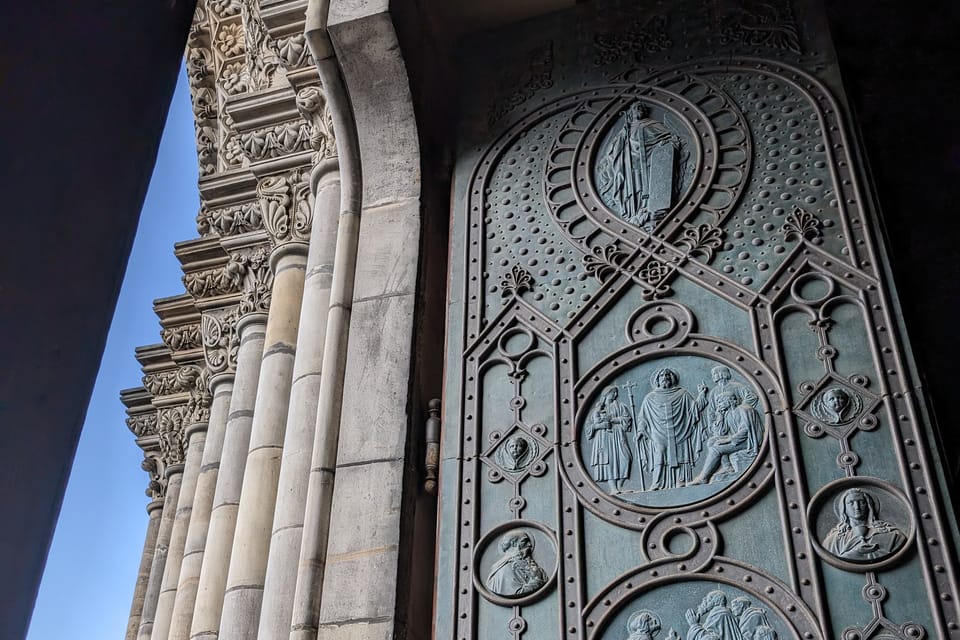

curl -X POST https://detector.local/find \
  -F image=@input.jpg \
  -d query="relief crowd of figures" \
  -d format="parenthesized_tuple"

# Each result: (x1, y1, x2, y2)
(586, 366, 763, 494)
(626, 590, 779, 640)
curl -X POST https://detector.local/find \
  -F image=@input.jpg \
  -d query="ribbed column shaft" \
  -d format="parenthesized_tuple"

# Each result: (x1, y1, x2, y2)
(257, 170, 340, 640)
(190, 316, 266, 640)
(126, 499, 164, 640)
(218, 245, 307, 640)
(152, 420, 208, 640)
(138, 469, 184, 640)
(167, 376, 234, 640)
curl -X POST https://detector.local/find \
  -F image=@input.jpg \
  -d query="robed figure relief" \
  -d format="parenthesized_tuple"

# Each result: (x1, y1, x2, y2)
(586, 386, 633, 493)
(485, 531, 548, 597)
(822, 488, 906, 562)
(622, 588, 781, 640)
(637, 368, 709, 490)
(691, 391, 763, 485)
(596, 101, 685, 230)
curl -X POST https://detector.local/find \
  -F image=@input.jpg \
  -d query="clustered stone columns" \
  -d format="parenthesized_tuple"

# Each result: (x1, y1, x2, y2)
(119, 0, 428, 638)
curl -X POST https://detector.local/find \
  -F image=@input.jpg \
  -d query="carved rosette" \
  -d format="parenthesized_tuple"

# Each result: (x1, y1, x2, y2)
(296, 86, 337, 161)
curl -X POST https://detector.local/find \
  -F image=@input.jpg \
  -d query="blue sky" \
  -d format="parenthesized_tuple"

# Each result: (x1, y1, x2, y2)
(27, 66, 199, 640)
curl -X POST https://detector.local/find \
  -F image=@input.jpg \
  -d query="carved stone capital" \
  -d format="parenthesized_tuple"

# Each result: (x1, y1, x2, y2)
(182, 255, 245, 299)
(126, 412, 157, 438)
(296, 85, 337, 161)
(197, 201, 262, 237)
(233, 245, 273, 315)
(257, 174, 312, 246)
(160, 322, 202, 353)
(157, 405, 188, 468)
(201, 307, 240, 374)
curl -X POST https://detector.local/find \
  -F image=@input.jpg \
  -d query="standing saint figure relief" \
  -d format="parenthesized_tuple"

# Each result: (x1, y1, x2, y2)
(637, 368, 709, 490)
(586, 386, 633, 493)
(484, 531, 548, 597)
(822, 488, 906, 562)
(596, 101, 684, 231)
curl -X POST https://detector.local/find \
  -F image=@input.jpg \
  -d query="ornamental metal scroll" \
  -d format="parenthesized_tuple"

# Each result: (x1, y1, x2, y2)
(441, 13, 960, 640)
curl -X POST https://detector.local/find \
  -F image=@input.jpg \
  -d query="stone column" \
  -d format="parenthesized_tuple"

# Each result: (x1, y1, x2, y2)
(152, 426, 206, 640)
(190, 308, 268, 640)
(126, 497, 164, 640)
(219, 220, 307, 640)
(167, 372, 234, 640)
(257, 164, 340, 640)
(138, 465, 183, 640)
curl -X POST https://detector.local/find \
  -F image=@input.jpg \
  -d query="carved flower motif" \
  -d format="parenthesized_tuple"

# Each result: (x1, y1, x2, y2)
(208, 0, 239, 16)
(222, 135, 245, 166)
(220, 61, 249, 95)
(215, 22, 245, 57)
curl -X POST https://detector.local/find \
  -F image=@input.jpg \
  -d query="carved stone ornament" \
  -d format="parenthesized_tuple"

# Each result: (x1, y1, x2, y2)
(603, 585, 790, 640)
(806, 477, 915, 572)
(595, 100, 691, 232)
(240, 121, 312, 162)
(494, 434, 539, 473)
(473, 521, 558, 606)
(160, 323, 202, 353)
(258, 174, 312, 245)
(141, 453, 166, 500)
(183, 255, 245, 299)
(157, 405, 187, 467)
(196, 201, 262, 237)
(296, 86, 337, 160)
(126, 412, 157, 438)
(579, 359, 766, 508)
(214, 21, 245, 58)
(202, 309, 240, 374)
(810, 386, 863, 426)
(236, 246, 273, 315)
(241, 0, 280, 90)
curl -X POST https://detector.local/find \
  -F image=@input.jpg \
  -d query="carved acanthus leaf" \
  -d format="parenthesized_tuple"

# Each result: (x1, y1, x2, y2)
(183, 256, 245, 299)
(126, 413, 157, 438)
(161, 323, 203, 353)
(242, 0, 280, 89)
(157, 405, 187, 467)
(239, 121, 312, 162)
(277, 34, 313, 70)
(296, 86, 337, 160)
(202, 310, 240, 374)
(196, 201, 262, 237)
(142, 371, 181, 397)
(207, 0, 239, 17)
(258, 173, 311, 246)
(196, 125, 218, 177)
(718, 0, 801, 54)
(220, 60, 250, 96)
(237, 247, 273, 315)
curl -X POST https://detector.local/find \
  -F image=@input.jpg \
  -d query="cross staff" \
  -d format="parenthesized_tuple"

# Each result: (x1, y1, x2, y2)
(621, 379, 645, 492)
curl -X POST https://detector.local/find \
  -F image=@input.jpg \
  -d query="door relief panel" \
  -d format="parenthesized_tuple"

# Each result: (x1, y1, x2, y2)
(439, 3, 960, 640)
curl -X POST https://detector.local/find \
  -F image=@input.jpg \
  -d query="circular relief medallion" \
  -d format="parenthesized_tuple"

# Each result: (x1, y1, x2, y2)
(472, 520, 558, 606)
(578, 355, 767, 509)
(600, 582, 793, 640)
(806, 477, 914, 571)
